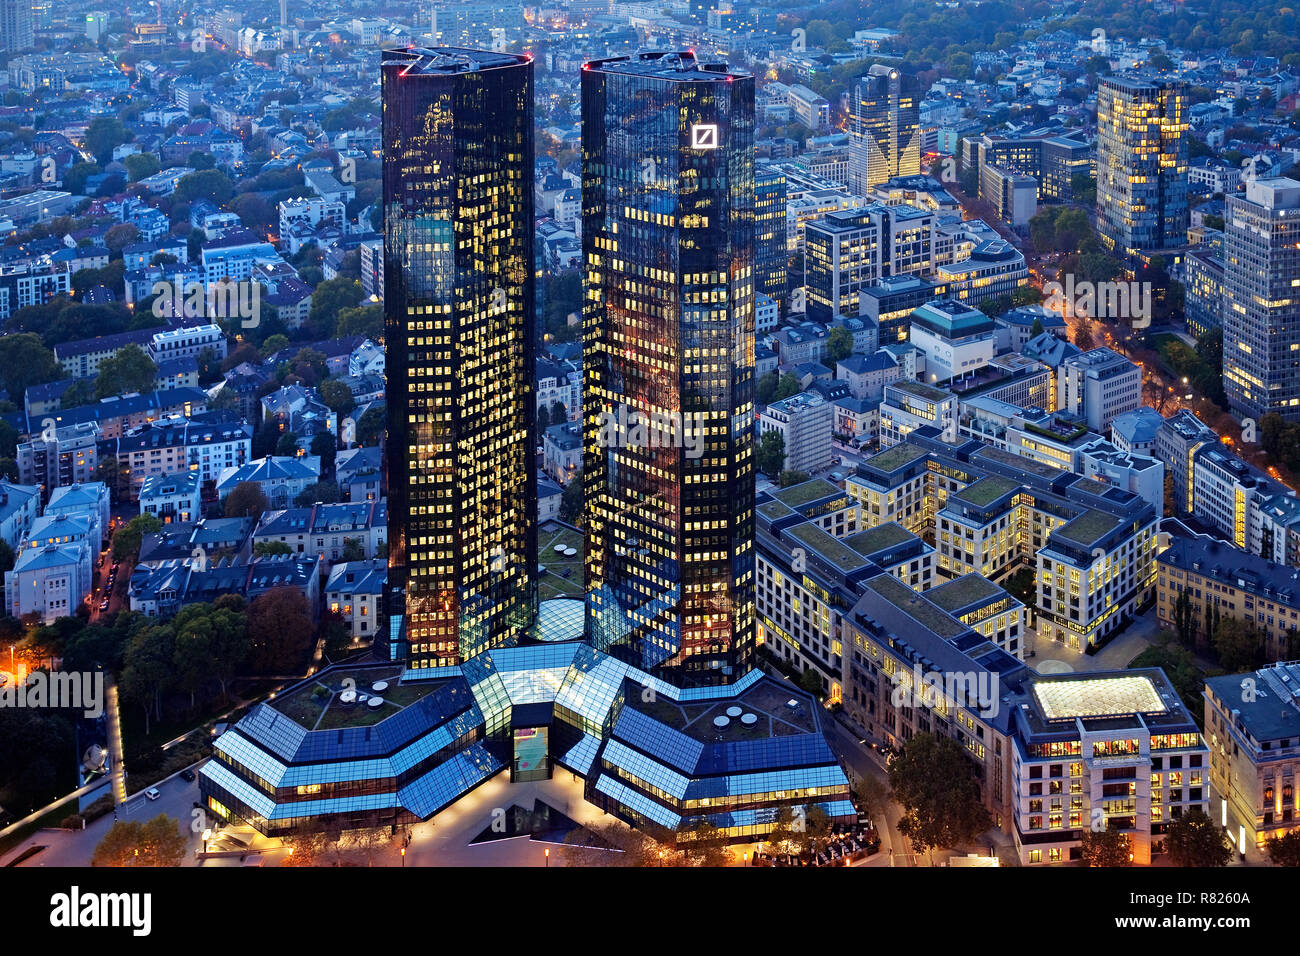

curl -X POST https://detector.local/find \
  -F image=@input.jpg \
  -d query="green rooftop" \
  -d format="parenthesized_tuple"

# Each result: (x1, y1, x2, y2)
(844, 522, 915, 557)
(269, 665, 438, 730)
(787, 521, 868, 572)
(926, 573, 1006, 612)
(864, 442, 929, 473)
(865, 574, 966, 637)
(975, 445, 1064, 481)
(951, 475, 1019, 508)
(891, 380, 952, 402)
(758, 499, 795, 521)
(1054, 509, 1122, 547)
(773, 478, 843, 509)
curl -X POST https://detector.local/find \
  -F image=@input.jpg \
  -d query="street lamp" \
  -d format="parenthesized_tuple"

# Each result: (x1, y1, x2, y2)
(400, 846, 406, 867)
(544, 847, 550, 868)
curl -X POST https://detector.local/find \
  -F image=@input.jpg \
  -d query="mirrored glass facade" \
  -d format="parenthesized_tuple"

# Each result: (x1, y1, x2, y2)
(848, 65, 921, 195)
(382, 48, 538, 669)
(1096, 77, 1189, 261)
(581, 51, 757, 686)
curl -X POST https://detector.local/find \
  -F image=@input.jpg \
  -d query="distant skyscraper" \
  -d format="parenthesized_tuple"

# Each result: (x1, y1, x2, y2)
(581, 50, 757, 686)
(0, 0, 34, 53)
(381, 47, 537, 669)
(849, 65, 920, 195)
(1223, 177, 1300, 422)
(755, 164, 788, 308)
(1096, 76, 1189, 260)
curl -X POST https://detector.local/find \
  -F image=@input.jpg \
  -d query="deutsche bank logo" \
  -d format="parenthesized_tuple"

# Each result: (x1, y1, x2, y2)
(691, 123, 719, 150)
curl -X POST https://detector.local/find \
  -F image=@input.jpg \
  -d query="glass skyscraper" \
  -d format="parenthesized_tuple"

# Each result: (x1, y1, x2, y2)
(848, 65, 921, 195)
(581, 51, 757, 686)
(755, 164, 788, 309)
(381, 47, 537, 669)
(1096, 76, 1189, 261)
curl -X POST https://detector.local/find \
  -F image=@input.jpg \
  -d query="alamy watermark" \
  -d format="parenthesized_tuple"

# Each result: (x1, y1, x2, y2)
(1, 669, 104, 718)
(594, 403, 707, 459)
(152, 278, 261, 329)
(1043, 275, 1152, 329)
(890, 664, 1000, 719)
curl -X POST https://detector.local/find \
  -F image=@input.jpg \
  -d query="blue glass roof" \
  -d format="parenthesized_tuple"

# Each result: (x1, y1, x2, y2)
(398, 743, 503, 818)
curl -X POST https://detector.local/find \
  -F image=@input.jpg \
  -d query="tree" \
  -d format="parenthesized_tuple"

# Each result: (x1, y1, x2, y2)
(123, 152, 160, 182)
(254, 540, 294, 557)
(798, 668, 823, 696)
(275, 431, 300, 457)
(225, 482, 270, 518)
(1165, 807, 1232, 867)
(0, 333, 61, 402)
(356, 406, 385, 446)
(757, 371, 779, 406)
(888, 733, 992, 857)
(1172, 588, 1198, 648)
(335, 304, 382, 341)
(1078, 826, 1132, 867)
(308, 277, 364, 332)
(104, 223, 139, 254)
(84, 116, 129, 165)
(825, 326, 854, 363)
(174, 168, 234, 206)
(94, 344, 157, 399)
(756, 430, 785, 476)
(111, 513, 162, 562)
(310, 433, 337, 474)
(560, 478, 583, 523)
(1212, 616, 1264, 673)
(775, 373, 802, 401)
(318, 379, 355, 416)
(119, 623, 175, 735)
(246, 587, 315, 674)
(92, 815, 186, 866)
(1265, 830, 1300, 867)
(678, 821, 733, 866)
(294, 479, 340, 507)
(779, 470, 811, 487)
(853, 773, 891, 823)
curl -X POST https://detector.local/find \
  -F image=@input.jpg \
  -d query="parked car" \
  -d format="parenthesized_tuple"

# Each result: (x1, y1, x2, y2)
(180, 769, 196, 783)
(145, 788, 161, 801)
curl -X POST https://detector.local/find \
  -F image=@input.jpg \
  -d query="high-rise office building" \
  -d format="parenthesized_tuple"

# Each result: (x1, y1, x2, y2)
(1096, 76, 1189, 260)
(581, 50, 757, 686)
(803, 204, 934, 323)
(0, 0, 33, 52)
(848, 65, 920, 195)
(1223, 177, 1300, 422)
(381, 47, 538, 669)
(755, 163, 788, 309)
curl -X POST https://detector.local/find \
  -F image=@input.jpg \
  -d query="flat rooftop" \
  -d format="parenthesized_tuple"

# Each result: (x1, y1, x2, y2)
(844, 521, 914, 556)
(863, 442, 929, 473)
(584, 50, 749, 80)
(951, 475, 1019, 508)
(772, 477, 843, 509)
(1033, 675, 1167, 721)
(269, 665, 443, 730)
(863, 573, 967, 639)
(926, 574, 1007, 613)
(381, 47, 529, 75)
(1054, 508, 1122, 547)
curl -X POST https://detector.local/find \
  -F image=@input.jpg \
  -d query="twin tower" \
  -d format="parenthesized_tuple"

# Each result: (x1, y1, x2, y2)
(381, 48, 757, 687)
